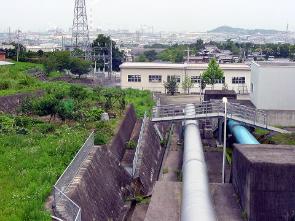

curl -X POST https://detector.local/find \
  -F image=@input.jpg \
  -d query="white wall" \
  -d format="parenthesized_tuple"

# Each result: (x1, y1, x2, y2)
(251, 63, 295, 110)
(121, 67, 250, 94)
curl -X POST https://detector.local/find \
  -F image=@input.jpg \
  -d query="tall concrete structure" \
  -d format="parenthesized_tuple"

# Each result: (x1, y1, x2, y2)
(72, 0, 90, 58)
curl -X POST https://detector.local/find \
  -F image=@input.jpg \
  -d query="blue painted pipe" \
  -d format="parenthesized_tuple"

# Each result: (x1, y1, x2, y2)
(228, 120, 260, 145)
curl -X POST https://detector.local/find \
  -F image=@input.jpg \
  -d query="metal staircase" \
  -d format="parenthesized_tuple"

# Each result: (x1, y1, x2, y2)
(152, 101, 290, 134)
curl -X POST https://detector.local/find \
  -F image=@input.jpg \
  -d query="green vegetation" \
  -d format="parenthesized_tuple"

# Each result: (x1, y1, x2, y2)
(182, 75, 194, 94)
(269, 133, 295, 145)
(164, 76, 179, 96)
(0, 62, 43, 96)
(202, 58, 224, 89)
(0, 115, 88, 220)
(254, 128, 295, 145)
(126, 140, 137, 149)
(0, 61, 154, 220)
(92, 34, 124, 72)
(163, 168, 169, 174)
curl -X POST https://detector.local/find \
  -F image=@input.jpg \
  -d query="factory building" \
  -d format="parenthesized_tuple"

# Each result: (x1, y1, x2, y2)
(120, 62, 251, 94)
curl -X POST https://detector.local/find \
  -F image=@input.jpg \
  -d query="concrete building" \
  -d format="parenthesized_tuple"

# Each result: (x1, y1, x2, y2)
(251, 62, 295, 110)
(120, 62, 250, 94)
(250, 62, 295, 126)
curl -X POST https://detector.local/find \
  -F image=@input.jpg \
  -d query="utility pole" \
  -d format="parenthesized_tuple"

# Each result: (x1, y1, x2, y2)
(185, 47, 191, 63)
(109, 38, 113, 79)
(16, 30, 21, 62)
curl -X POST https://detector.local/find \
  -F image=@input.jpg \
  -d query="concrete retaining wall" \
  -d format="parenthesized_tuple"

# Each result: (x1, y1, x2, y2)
(136, 121, 166, 195)
(109, 105, 137, 161)
(266, 110, 295, 127)
(65, 147, 133, 221)
(233, 144, 295, 221)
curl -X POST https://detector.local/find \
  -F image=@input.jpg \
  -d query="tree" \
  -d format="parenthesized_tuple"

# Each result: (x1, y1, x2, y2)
(182, 76, 194, 94)
(43, 51, 72, 73)
(164, 76, 178, 95)
(136, 54, 147, 62)
(70, 57, 92, 78)
(202, 58, 224, 89)
(92, 34, 124, 72)
(144, 50, 158, 61)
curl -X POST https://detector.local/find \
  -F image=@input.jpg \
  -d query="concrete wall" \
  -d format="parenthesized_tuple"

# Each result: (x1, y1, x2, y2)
(109, 105, 137, 161)
(136, 121, 166, 195)
(121, 63, 250, 94)
(266, 110, 295, 127)
(65, 147, 133, 221)
(233, 144, 295, 221)
(251, 62, 295, 110)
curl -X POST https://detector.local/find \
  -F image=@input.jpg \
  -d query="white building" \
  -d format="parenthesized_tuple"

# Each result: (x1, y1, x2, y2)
(120, 62, 250, 94)
(250, 62, 295, 110)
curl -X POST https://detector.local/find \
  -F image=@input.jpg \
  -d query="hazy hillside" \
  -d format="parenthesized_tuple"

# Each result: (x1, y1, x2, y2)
(209, 26, 284, 35)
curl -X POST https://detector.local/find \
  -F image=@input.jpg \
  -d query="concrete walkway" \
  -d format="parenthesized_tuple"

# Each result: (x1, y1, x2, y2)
(161, 127, 182, 182)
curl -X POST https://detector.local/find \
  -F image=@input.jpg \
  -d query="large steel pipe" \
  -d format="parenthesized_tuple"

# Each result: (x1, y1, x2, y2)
(181, 104, 216, 221)
(228, 120, 260, 145)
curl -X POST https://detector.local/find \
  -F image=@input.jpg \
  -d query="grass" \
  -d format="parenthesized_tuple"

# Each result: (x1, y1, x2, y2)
(0, 61, 155, 220)
(254, 128, 295, 145)
(0, 62, 44, 96)
(0, 116, 88, 220)
(269, 133, 295, 145)
(47, 71, 64, 79)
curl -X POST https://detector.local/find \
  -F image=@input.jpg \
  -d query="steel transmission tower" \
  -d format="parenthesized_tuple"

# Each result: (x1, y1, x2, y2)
(72, 0, 90, 58)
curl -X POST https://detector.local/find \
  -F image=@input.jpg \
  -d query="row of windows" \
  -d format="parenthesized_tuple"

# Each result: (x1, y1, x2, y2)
(232, 77, 245, 84)
(127, 75, 246, 84)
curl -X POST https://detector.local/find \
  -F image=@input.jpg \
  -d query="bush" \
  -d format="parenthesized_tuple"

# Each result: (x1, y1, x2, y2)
(56, 99, 75, 121)
(94, 121, 115, 145)
(69, 85, 89, 100)
(94, 133, 109, 145)
(0, 115, 15, 133)
(38, 123, 55, 134)
(0, 80, 11, 90)
(83, 107, 104, 122)
(126, 140, 137, 149)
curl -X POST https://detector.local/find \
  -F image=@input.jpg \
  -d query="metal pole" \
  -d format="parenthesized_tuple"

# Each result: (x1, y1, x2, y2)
(222, 98, 227, 184)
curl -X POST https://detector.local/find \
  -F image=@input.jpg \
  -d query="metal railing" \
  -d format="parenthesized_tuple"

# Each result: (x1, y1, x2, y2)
(132, 112, 147, 177)
(53, 132, 95, 221)
(152, 101, 268, 128)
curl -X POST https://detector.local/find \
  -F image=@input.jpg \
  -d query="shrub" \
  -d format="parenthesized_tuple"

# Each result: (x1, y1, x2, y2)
(69, 85, 89, 100)
(0, 80, 11, 90)
(94, 133, 109, 145)
(126, 140, 137, 149)
(56, 99, 75, 121)
(0, 115, 14, 133)
(83, 107, 104, 122)
(38, 123, 55, 134)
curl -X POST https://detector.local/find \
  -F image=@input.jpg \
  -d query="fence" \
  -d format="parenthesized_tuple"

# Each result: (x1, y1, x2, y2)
(52, 132, 95, 221)
(152, 101, 268, 127)
(132, 112, 147, 177)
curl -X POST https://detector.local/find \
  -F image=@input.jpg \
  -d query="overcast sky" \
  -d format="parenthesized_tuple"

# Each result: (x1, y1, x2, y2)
(0, 0, 294, 32)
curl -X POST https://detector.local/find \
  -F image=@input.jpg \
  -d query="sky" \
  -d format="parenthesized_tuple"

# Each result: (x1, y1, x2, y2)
(0, 0, 294, 32)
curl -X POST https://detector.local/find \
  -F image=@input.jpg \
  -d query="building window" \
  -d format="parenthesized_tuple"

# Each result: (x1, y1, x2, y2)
(149, 75, 162, 83)
(191, 76, 201, 84)
(251, 83, 254, 93)
(232, 77, 245, 84)
(215, 77, 225, 84)
(167, 75, 181, 83)
(128, 75, 141, 82)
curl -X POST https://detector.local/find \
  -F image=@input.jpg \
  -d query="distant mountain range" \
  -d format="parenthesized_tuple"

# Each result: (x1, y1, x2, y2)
(208, 26, 285, 35)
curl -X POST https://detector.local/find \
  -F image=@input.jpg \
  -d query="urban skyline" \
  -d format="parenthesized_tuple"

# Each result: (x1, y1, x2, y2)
(0, 0, 294, 32)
